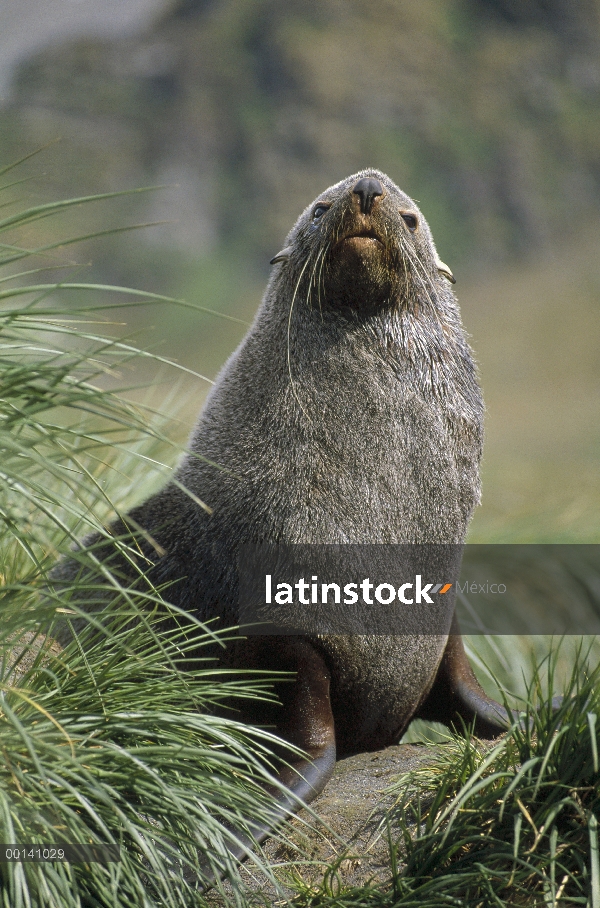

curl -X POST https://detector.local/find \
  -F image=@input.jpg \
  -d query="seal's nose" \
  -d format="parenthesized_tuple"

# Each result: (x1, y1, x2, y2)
(352, 177, 384, 215)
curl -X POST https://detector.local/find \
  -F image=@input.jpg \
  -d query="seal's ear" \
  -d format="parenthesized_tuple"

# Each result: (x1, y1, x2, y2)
(270, 246, 293, 265)
(436, 255, 456, 284)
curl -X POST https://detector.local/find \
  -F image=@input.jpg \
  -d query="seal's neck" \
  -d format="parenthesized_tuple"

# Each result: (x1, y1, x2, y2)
(258, 280, 481, 422)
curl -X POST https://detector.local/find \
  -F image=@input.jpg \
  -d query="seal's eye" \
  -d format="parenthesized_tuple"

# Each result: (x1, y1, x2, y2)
(401, 213, 418, 232)
(312, 204, 330, 221)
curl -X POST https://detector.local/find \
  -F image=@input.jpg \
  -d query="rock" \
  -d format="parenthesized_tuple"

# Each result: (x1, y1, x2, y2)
(234, 743, 447, 898)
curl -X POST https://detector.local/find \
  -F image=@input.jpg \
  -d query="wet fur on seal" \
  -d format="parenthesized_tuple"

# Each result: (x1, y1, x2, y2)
(54, 169, 510, 849)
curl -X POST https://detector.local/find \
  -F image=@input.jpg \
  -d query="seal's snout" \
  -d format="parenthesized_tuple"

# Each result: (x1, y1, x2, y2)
(352, 177, 384, 214)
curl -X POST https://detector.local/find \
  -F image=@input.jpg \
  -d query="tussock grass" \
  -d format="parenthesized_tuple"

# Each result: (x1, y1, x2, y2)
(1, 603, 296, 907)
(0, 154, 296, 906)
(291, 648, 600, 907)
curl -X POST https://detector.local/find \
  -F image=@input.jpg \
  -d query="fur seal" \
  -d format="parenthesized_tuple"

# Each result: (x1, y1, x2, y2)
(54, 169, 511, 850)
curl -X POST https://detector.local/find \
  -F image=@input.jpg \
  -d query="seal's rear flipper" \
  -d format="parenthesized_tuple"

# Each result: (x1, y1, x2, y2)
(414, 613, 513, 739)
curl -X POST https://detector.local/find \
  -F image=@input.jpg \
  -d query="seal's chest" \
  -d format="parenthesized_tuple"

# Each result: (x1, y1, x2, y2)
(281, 384, 475, 544)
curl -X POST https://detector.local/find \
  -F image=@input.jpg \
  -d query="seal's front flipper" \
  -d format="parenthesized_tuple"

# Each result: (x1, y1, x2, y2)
(414, 613, 513, 739)
(226, 637, 337, 860)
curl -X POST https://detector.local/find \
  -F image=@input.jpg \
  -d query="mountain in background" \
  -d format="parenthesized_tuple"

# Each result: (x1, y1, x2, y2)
(3, 0, 600, 275)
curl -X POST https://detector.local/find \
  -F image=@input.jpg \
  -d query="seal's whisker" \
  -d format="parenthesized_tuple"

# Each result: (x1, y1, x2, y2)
(287, 253, 313, 422)
(396, 234, 412, 310)
(395, 237, 467, 397)
(400, 236, 443, 325)
(315, 242, 329, 319)
(311, 248, 322, 317)
(308, 246, 325, 316)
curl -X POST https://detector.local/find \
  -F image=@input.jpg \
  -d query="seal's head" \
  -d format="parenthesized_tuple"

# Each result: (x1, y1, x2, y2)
(271, 169, 455, 317)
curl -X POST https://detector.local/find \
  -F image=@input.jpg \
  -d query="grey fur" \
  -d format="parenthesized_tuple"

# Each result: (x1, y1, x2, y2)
(55, 169, 484, 753)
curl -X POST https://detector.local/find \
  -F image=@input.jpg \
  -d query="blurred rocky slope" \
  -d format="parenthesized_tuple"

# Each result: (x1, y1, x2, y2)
(4, 0, 600, 273)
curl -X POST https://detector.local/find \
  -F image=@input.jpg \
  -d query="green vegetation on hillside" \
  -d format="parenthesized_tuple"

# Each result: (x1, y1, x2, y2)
(6, 0, 600, 270)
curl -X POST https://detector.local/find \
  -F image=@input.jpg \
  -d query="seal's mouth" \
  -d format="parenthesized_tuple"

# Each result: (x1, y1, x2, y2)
(335, 229, 384, 251)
